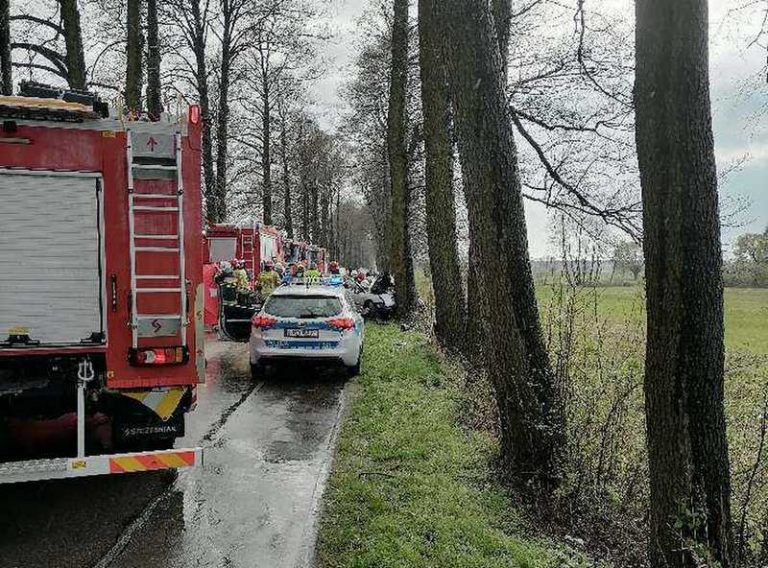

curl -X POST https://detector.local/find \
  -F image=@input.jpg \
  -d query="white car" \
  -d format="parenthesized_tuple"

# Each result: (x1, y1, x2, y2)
(249, 284, 364, 378)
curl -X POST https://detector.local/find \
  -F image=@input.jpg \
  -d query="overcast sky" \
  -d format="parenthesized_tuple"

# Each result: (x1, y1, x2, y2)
(312, 0, 767, 258)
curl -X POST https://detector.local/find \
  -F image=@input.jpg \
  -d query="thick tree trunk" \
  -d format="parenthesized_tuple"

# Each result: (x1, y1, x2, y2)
(334, 187, 341, 260)
(215, 5, 233, 224)
(491, 0, 511, 70)
(281, 112, 293, 238)
(375, 146, 392, 273)
(262, 84, 273, 225)
(464, 238, 486, 365)
(60, 0, 87, 90)
(463, 0, 510, 365)
(146, 0, 162, 117)
(320, 192, 330, 249)
(0, 0, 11, 96)
(635, 1, 734, 566)
(311, 182, 319, 242)
(126, 0, 143, 112)
(437, 0, 564, 486)
(193, 34, 215, 223)
(418, 0, 466, 350)
(301, 178, 309, 242)
(179, 0, 216, 222)
(199, 67, 216, 222)
(387, 0, 417, 316)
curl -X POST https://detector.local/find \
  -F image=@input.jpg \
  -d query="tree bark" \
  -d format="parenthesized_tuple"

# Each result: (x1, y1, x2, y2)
(60, 0, 87, 90)
(635, 1, 734, 566)
(0, 0, 11, 95)
(375, 145, 392, 273)
(280, 110, 293, 238)
(311, 180, 319, 243)
(418, 0, 465, 351)
(436, 0, 565, 486)
(188, 0, 216, 224)
(126, 0, 143, 112)
(491, 0, 511, 70)
(387, 0, 417, 316)
(261, 82, 273, 225)
(320, 192, 330, 248)
(300, 132, 310, 243)
(215, 0, 234, 223)
(146, 0, 162, 117)
(335, 187, 341, 260)
(464, 0, 510, 365)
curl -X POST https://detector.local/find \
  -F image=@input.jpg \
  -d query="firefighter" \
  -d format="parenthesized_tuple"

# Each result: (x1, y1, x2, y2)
(306, 262, 322, 282)
(233, 260, 249, 290)
(258, 260, 280, 298)
(232, 260, 254, 305)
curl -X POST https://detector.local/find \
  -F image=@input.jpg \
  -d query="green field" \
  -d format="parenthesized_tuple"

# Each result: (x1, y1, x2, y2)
(536, 285, 768, 355)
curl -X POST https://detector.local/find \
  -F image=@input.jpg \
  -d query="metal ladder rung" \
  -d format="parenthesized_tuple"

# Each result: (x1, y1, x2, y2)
(132, 193, 179, 200)
(127, 129, 187, 348)
(134, 234, 180, 240)
(133, 206, 179, 212)
(132, 164, 178, 171)
(135, 247, 180, 253)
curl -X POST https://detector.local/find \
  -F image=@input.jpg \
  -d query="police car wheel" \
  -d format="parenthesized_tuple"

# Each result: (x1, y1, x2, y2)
(251, 363, 265, 380)
(347, 350, 362, 377)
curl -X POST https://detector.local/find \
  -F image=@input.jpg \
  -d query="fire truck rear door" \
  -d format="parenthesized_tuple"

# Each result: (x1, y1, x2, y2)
(0, 170, 104, 347)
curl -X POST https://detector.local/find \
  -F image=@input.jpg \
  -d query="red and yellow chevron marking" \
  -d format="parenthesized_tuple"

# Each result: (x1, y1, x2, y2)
(109, 450, 196, 474)
(122, 388, 186, 421)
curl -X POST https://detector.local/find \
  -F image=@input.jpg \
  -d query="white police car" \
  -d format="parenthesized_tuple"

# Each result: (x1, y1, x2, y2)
(249, 283, 364, 378)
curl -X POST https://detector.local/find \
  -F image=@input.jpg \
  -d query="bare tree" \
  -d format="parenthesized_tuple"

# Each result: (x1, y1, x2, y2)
(341, 15, 392, 272)
(635, 0, 734, 565)
(0, 0, 11, 95)
(146, 0, 162, 116)
(60, 0, 86, 89)
(126, 0, 143, 111)
(417, 0, 465, 350)
(436, 0, 565, 486)
(164, 0, 216, 220)
(12, 0, 87, 89)
(387, 0, 417, 316)
(277, 96, 294, 238)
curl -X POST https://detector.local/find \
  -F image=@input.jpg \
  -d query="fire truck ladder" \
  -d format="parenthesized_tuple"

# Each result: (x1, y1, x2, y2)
(126, 129, 187, 349)
(242, 234, 254, 273)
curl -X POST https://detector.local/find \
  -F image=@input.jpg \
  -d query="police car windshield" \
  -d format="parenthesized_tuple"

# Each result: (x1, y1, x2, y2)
(264, 295, 343, 319)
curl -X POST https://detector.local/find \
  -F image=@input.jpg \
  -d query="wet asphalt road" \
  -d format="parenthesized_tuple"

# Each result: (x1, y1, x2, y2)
(0, 338, 346, 568)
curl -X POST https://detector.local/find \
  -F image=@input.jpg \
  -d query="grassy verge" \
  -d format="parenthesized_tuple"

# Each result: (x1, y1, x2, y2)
(316, 325, 572, 568)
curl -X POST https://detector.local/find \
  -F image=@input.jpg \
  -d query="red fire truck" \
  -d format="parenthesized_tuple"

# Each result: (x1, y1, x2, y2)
(204, 221, 283, 273)
(0, 87, 204, 484)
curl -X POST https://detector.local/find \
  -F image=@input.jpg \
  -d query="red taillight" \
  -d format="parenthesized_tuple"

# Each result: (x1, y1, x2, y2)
(130, 346, 188, 366)
(189, 105, 201, 124)
(252, 315, 278, 329)
(329, 317, 355, 331)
